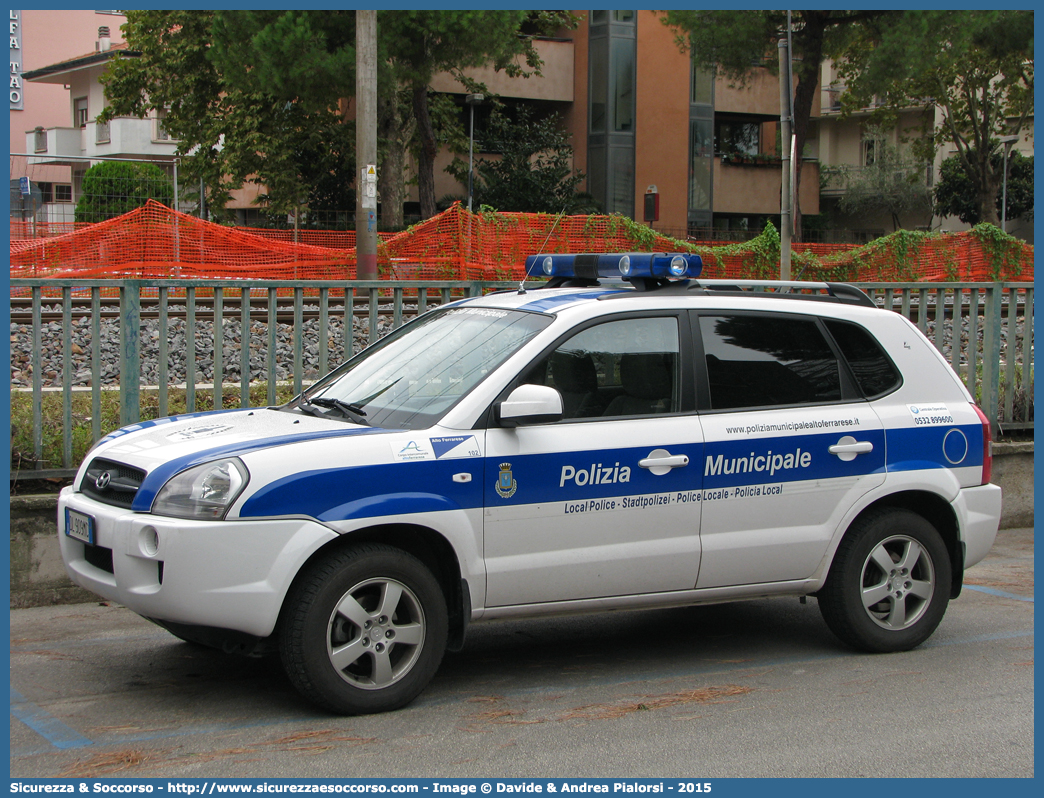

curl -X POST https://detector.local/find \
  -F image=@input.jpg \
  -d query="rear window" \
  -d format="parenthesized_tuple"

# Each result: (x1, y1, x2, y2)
(824, 319, 902, 399)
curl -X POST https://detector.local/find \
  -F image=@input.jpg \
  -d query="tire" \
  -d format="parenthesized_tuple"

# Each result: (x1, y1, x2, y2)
(819, 508, 951, 653)
(279, 543, 448, 715)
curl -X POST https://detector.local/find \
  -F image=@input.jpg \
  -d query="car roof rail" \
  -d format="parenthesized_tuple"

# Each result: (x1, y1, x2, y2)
(697, 280, 876, 307)
(598, 278, 876, 308)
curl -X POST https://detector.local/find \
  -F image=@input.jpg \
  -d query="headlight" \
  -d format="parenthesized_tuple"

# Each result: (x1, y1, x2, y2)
(152, 458, 249, 520)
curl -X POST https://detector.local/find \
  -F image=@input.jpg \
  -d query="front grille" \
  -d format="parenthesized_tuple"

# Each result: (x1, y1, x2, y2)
(84, 543, 114, 574)
(80, 457, 146, 509)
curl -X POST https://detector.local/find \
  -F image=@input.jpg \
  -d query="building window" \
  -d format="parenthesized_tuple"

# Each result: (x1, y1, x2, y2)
(589, 37, 607, 134)
(610, 37, 635, 132)
(689, 119, 713, 212)
(862, 137, 883, 167)
(154, 107, 176, 141)
(716, 118, 760, 157)
(691, 58, 713, 106)
(74, 97, 88, 128)
(587, 10, 636, 218)
(36, 183, 73, 203)
(688, 51, 714, 230)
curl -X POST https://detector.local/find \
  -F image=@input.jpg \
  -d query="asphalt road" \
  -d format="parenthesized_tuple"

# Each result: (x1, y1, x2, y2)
(10, 528, 1034, 779)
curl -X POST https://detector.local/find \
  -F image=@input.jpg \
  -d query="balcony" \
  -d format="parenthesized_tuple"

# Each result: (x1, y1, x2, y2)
(820, 163, 933, 198)
(429, 38, 574, 102)
(25, 118, 179, 164)
(714, 159, 820, 215)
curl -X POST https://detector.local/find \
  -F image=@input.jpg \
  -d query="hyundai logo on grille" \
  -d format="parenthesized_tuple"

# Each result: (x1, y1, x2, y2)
(95, 471, 111, 491)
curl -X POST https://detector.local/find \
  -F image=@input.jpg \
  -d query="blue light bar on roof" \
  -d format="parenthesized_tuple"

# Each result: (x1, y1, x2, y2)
(524, 252, 703, 281)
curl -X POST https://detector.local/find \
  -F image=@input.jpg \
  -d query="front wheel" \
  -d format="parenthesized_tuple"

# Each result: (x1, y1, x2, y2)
(819, 508, 951, 653)
(280, 544, 448, 714)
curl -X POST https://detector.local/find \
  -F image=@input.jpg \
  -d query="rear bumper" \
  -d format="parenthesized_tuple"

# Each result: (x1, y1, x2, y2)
(953, 483, 1003, 569)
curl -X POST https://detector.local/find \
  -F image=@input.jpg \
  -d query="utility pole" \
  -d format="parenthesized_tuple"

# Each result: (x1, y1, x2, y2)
(778, 32, 793, 280)
(355, 10, 378, 280)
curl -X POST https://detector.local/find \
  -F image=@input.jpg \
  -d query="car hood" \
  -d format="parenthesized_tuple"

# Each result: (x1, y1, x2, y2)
(82, 408, 385, 477)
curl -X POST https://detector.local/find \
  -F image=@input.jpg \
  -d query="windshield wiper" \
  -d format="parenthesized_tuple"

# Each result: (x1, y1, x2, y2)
(301, 397, 370, 426)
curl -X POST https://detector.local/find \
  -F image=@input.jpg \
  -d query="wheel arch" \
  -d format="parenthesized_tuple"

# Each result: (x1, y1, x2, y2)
(850, 491, 964, 599)
(279, 523, 471, 652)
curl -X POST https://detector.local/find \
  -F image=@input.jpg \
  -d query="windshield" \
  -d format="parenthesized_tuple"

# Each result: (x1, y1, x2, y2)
(288, 306, 552, 429)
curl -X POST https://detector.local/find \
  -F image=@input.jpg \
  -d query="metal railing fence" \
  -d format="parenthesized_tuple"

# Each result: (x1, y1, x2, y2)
(10, 279, 1033, 480)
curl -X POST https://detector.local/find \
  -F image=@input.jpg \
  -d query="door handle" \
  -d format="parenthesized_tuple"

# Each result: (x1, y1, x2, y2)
(639, 449, 690, 476)
(829, 436, 873, 462)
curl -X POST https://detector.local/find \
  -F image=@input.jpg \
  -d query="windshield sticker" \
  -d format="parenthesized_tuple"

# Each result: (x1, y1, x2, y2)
(907, 404, 954, 426)
(166, 424, 234, 442)
(391, 439, 436, 462)
(445, 307, 509, 319)
(431, 435, 482, 459)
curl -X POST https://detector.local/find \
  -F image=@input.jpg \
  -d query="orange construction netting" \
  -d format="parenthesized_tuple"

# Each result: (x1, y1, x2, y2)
(10, 199, 1033, 283)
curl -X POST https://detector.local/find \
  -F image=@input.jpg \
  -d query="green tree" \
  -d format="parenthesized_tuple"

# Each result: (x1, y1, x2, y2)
(74, 161, 174, 223)
(102, 11, 573, 223)
(834, 10, 1033, 227)
(935, 150, 1034, 226)
(822, 125, 933, 231)
(662, 10, 894, 240)
(379, 10, 575, 219)
(446, 107, 595, 214)
(101, 11, 353, 222)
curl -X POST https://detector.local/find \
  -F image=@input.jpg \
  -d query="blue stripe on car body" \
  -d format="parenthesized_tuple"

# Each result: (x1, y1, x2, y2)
(884, 423, 984, 473)
(518, 290, 626, 313)
(132, 426, 395, 512)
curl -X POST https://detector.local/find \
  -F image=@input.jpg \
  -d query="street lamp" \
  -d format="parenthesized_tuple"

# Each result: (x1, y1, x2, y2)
(466, 93, 484, 213)
(999, 135, 1018, 233)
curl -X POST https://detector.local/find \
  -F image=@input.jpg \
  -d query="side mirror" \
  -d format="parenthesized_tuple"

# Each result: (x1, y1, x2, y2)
(496, 384, 563, 427)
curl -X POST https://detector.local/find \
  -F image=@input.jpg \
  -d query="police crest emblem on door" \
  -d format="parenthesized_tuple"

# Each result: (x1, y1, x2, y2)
(496, 463, 517, 498)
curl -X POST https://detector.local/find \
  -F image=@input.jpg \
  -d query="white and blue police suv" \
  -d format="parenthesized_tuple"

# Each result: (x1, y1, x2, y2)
(58, 253, 1002, 715)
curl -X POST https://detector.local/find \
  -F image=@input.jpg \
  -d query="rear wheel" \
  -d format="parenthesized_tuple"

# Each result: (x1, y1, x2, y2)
(280, 544, 448, 714)
(819, 508, 951, 653)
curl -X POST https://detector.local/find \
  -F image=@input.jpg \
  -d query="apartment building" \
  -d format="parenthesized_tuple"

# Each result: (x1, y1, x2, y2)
(10, 9, 129, 222)
(434, 9, 818, 240)
(16, 10, 1028, 241)
(817, 59, 1034, 243)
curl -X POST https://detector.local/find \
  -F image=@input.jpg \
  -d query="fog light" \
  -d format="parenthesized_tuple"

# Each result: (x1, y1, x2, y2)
(139, 526, 159, 557)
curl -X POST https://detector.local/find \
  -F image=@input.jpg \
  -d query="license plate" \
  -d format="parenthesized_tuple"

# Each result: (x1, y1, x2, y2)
(65, 509, 95, 545)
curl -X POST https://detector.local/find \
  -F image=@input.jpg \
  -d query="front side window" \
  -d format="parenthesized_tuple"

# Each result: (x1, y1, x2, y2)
(291, 307, 551, 430)
(700, 314, 842, 410)
(525, 316, 681, 420)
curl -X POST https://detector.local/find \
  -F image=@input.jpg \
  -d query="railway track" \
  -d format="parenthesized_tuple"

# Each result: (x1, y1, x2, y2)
(9, 295, 437, 325)
(9, 293, 1028, 326)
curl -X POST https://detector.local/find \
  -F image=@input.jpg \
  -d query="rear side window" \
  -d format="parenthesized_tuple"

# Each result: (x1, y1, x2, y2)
(824, 319, 902, 399)
(699, 314, 842, 410)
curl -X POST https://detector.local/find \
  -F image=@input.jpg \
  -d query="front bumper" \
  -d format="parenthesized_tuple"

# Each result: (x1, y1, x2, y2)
(57, 487, 340, 638)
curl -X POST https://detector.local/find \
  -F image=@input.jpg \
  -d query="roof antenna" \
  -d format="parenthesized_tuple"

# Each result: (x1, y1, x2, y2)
(518, 205, 568, 294)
